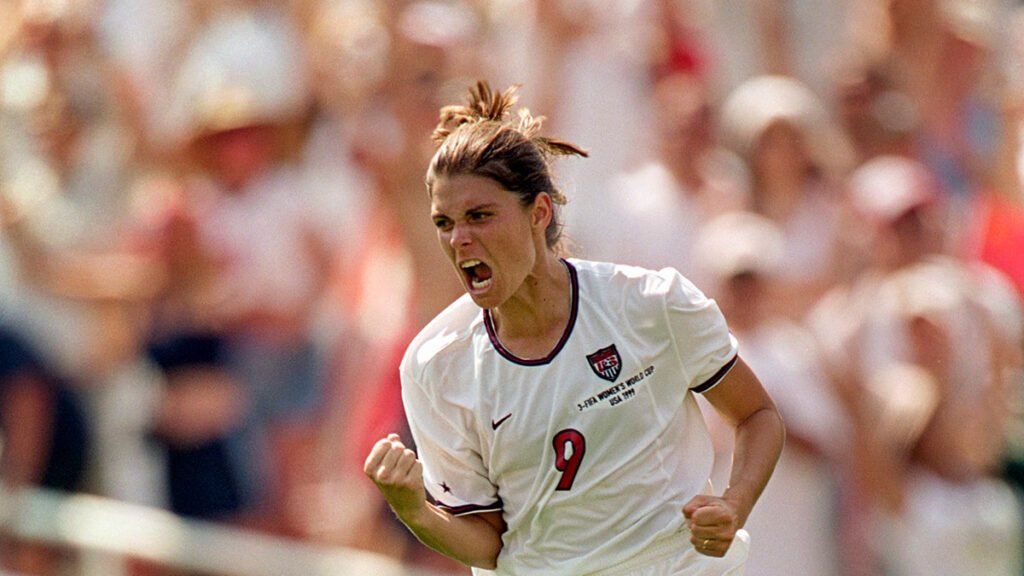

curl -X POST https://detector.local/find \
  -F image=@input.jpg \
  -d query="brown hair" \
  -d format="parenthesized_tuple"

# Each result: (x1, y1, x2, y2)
(425, 81, 588, 252)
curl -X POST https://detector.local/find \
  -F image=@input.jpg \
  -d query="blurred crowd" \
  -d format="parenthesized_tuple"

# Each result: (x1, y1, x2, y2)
(0, 0, 1023, 575)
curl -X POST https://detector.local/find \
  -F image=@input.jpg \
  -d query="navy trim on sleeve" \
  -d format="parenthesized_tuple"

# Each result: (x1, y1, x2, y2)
(427, 490, 504, 517)
(692, 354, 739, 394)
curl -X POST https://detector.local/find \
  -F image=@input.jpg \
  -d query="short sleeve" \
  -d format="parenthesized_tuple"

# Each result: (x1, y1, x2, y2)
(657, 269, 739, 393)
(401, 360, 502, 517)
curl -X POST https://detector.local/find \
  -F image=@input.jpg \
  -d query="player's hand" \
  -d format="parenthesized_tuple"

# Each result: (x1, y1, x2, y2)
(682, 495, 740, 557)
(364, 433, 426, 517)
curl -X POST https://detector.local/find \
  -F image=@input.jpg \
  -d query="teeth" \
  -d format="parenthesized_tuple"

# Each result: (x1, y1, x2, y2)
(461, 259, 490, 291)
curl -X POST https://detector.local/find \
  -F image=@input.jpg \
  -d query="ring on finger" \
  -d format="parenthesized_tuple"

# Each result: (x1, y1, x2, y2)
(702, 538, 710, 549)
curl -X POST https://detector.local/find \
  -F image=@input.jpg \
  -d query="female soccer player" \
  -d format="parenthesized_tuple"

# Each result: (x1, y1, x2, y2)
(364, 82, 784, 575)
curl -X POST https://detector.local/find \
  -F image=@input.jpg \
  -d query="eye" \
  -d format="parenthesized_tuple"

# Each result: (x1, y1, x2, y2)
(467, 210, 490, 222)
(433, 216, 453, 231)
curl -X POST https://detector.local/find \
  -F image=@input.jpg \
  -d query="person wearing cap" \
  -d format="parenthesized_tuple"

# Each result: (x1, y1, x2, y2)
(694, 211, 847, 576)
(167, 6, 347, 533)
(719, 75, 854, 320)
(808, 155, 1023, 575)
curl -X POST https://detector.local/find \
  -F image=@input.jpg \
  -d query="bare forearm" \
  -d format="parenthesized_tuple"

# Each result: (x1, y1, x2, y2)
(365, 434, 503, 569)
(755, 0, 791, 75)
(0, 377, 53, 485)
(723, 406, 785, 527)
(396, 504, 503, 569)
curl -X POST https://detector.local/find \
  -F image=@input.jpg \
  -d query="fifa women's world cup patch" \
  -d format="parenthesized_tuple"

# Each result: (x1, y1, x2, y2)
(579, 344, 656, 413)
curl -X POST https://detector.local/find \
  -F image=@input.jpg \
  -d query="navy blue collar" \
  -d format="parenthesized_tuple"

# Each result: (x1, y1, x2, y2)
(483, 259, 579, 366)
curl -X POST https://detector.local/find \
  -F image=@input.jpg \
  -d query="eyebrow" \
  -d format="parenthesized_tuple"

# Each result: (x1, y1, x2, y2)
(466, 203, 500, 212)
(432, 202, 501, 217)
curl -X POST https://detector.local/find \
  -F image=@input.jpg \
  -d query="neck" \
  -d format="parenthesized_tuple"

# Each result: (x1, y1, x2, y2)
(667, 157, 704, 195)
(489, 255, 571, 358)
(756, 173, 806, 220)
(661, 143, 706, 195)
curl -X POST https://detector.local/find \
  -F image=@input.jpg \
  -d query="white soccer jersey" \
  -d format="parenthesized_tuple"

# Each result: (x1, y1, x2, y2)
(401, 259, 739, 575)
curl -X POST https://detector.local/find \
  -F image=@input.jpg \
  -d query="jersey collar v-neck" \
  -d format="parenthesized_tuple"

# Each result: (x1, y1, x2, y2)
(483, 259, 579, 366)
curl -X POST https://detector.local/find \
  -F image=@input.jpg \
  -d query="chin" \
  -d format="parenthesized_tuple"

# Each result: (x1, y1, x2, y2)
(467, 289, 502, 310)
(468, 294, 494, 310)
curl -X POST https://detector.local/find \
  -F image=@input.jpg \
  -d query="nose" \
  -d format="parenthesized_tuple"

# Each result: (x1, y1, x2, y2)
(449, 221, 472, 248)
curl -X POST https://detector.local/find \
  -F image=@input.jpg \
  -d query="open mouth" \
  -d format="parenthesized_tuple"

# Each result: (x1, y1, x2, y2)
(460, 259, 493, 291)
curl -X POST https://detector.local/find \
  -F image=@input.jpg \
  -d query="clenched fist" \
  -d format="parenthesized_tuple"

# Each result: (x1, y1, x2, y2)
(364, 433, 426, 516)
(683, 495, 741, 558)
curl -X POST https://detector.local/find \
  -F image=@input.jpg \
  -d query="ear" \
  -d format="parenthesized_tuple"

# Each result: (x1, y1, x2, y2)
(531, 192, 554, 230)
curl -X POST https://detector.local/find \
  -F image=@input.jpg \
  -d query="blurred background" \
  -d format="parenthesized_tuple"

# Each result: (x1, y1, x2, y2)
(0, 0, 1023, 574)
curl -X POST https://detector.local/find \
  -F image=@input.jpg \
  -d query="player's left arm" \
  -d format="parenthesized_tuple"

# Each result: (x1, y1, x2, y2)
(684, 356, 785, 557)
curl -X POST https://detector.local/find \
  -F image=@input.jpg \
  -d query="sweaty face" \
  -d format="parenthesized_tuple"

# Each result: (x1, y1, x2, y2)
(430, 174, 544, 309)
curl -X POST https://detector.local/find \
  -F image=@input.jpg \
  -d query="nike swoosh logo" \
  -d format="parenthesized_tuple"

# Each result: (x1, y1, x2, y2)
(491, 413, 512, 430)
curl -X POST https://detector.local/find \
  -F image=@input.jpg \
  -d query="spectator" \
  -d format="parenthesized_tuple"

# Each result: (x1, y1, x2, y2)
(719, 75, 854, 318)
(146, 333, 248, 520)
(810, 155, 1023, 576)
(0, 323, 89, 575)
(166, 5, 337, 533)
(0, 0, 167, 510)
(695, 211, 847, 576)
(585, 71, 747, 289)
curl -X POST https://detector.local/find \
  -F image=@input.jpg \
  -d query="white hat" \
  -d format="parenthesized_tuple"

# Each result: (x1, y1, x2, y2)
(847, 155, 938, 224)
(720, 75, 853, 177)
(940, 0, 997, 46)
(694, 211, 785, 280)
(168, 9, 309, 142)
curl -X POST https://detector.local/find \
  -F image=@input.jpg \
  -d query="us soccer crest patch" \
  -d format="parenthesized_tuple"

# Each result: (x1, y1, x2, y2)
(587, 344, 622, 382)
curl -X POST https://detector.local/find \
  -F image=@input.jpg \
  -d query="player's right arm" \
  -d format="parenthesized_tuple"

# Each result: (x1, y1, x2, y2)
(364, 433, 505, 569)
